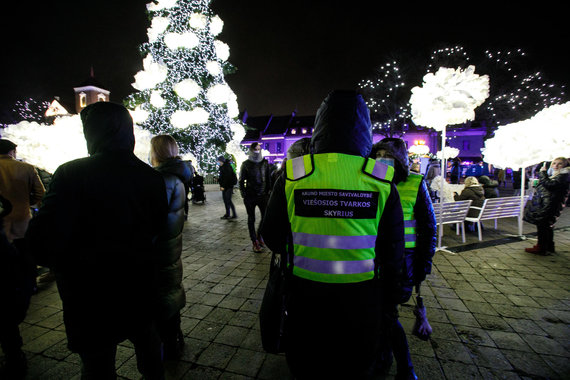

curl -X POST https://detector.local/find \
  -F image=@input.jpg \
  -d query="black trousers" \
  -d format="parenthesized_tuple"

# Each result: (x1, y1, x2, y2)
(243, 195, 268, 242)
(537, 222, 554, 251)
(78, 322, 164, 380)
(381, 305, 413, 374)
(222, 188, 236, 217)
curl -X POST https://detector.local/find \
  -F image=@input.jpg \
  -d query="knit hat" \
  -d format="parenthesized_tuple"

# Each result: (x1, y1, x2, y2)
(0, 139, 17, 154)
(217, 155, 225, 163)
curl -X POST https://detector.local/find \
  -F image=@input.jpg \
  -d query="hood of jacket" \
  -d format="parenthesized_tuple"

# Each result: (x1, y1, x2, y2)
(466, 185, 485, 198)
(371, 138, 409, 184)
(310, 90, 372, 157)
(80, 102, 135, 155)
(156, 157, 192, 183)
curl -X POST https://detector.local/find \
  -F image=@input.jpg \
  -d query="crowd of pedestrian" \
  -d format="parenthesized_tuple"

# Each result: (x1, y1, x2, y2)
(0, 93, 568, 379)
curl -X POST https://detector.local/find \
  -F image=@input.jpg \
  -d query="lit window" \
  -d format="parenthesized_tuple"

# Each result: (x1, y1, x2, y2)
(79, 92, 87, 107)
(291, 128, 296, 134)
(97, 93, 106, 102)
(302, 128, 307, 134)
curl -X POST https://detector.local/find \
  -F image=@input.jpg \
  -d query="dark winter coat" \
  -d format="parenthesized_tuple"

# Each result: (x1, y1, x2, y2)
(371, 138, 437, 303)
(239, 158, 271, 198)
(218, 160, 237, 189)
(154, 158, 191, 321)
(524, 168, 570, 225)
(26, 102, 168, 351)
(260, 91, 404, 378)
(478, 175, 499, 199)
(454, 185, 485, 217)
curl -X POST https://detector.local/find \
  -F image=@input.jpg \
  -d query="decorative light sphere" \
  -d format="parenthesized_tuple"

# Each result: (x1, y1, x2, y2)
(189, 13, 207, 29)
(171, 108, 210, 129)
(206, 61, 221, 76)
(164, 31, 199, 50)
(147, 16, 169, 43)
(206, 83, 231, 104)
(214, 40, 230, 61)
(131, 55, 168, 91)
(210, 15, 223, 36)
(150, 91, 166, 108)
(130, 107, 149, 124)
(174, 79, 201, 100)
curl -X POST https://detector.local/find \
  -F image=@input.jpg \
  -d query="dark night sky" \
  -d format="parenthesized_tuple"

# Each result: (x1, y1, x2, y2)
(1, 1, 568, 118)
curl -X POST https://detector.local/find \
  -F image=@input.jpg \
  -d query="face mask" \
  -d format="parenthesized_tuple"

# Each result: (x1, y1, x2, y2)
(378, 157, 395, 167)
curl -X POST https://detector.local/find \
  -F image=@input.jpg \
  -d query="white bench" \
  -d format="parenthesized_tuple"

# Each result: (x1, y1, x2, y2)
(465, 196, 529, 241)
(433, 200, 473, 247)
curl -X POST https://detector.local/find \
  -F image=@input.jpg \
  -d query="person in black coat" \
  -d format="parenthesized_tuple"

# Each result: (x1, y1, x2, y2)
(478, 175, 499, 199)
(239, 142, 271, 252)
(260, 90, 404, 379)
(0, 194, 35, 379)
(524, 157, 570, 255)
(371, 138, 437, 379)
(26, 102, 169, 379)
(150, 135, 191, 360)
(218, 155, 238, 219)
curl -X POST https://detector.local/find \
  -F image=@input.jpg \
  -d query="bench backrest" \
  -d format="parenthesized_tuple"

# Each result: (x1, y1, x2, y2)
(433, 200, 472, 225)
(477, 196, 529, 221)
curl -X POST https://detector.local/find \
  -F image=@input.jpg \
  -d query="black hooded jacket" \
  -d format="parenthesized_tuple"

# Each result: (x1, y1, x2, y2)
(154, 158, 191, 320)
(261, 91, 404, 300)
(260, 91, 404, 378)
(26, 102, 168, 351)
(371, 138, 437, 300)
(524, 168, 570, 225)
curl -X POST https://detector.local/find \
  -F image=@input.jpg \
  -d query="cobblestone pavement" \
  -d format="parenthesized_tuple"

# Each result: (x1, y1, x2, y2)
(2, 184, 569, 379)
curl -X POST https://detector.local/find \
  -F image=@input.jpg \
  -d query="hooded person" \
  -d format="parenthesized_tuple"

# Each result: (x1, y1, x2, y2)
(26, 102, 169, 379)
(478, 175, 499, 199)
(218, 155, 238, 220)
(260, 90, 405, 379)
(239, 142, 271, 252)
(524, 157, 570, 255)
(370, 138, 437, 379)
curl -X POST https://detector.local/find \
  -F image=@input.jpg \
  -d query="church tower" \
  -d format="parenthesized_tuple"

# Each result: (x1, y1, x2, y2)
(73, 67, 110, 114)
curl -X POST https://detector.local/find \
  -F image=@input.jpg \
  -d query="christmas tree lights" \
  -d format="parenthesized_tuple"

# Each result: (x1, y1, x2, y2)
(125, 0, 244, 173)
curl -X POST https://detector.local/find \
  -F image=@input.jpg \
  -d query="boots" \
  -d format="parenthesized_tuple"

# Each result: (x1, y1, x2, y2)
(252, 240, 262, 253)
(525, 245, 548, 255)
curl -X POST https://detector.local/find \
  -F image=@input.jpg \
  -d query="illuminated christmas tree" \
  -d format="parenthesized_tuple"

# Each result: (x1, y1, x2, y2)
(125, 0, 242, 173)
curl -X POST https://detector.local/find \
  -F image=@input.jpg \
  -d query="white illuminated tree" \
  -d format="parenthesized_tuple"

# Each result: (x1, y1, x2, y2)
(126, 0, 242, 173)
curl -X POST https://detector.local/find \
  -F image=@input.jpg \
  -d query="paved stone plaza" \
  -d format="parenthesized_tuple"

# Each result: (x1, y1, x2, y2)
(2, 185, 569, 379)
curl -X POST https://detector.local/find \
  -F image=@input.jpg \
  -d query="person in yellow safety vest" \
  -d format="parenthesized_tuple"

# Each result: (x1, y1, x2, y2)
(260, 91, 405, 380)
(371, 138, 437, 380)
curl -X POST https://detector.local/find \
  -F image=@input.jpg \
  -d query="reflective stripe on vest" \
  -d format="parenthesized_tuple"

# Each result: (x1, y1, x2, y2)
(396, 173, 422, 248)
(285, 153, 393, 284)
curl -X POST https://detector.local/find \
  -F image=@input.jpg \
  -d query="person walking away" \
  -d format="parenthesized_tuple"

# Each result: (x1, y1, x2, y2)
(239, 142, 271, 252)
(26, 102, 169, 380)
(260, 90, 405, 379)
(450, 158, 461, 184)
(218, 155, 238, 219)
(0, 194, 35, 379)
(523, 157, 570, 255)
(149, 135, 191, 360)
(478, 175, 500, 198)
(182, 159, 195, 221)
(371, 138, 437, 380)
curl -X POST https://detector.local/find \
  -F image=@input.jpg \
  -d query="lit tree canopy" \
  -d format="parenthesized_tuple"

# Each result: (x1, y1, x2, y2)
(125, 0, 243, 173)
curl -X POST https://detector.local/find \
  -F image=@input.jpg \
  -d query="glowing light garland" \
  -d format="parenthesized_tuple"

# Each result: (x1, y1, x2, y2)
(1, 115, 153, 174)
(126, 0, 244, 173)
